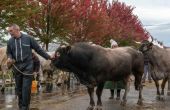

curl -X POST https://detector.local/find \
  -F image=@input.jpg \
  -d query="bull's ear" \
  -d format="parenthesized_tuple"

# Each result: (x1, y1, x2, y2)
(150, 42, 153, 46)
(65, 45, 71, 53)
(149, 42, 153, 46)
(148, 43, 153, 49)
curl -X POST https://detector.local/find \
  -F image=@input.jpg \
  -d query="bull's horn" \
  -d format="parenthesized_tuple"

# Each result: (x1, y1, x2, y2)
(133, 40, 141, 44)
(150, 35, 154, 42)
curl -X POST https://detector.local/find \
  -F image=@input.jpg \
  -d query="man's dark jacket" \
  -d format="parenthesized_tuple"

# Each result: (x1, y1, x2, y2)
(6, 33, 50, 74)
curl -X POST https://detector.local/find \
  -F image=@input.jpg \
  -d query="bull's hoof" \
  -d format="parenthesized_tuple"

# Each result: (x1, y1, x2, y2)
(94, 106, 102, 110)
(30, 107, 39, 110)
(137, 99, 143, 105)
(120, 100, 127, 106)
(1, 87, 5, 94)
(116, 97, 120, 100)
(109, 96, 113, 99)
(160, 95, 165, 101)
(156, 95, 160, 100)
(87, 105, 94, 110)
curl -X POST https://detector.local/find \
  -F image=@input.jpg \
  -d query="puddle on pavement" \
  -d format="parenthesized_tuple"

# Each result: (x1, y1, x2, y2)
(0, 83, 83, 110)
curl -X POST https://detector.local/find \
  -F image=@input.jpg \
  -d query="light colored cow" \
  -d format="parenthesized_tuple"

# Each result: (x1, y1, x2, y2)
(36, 51, 55, 82)
(55, 71, 69, 95)
(0, 46, 12, 93)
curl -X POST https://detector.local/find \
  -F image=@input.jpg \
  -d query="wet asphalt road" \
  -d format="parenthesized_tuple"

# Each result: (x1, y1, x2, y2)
(37, 81, 170, 110)
(0, 81, 170, 110)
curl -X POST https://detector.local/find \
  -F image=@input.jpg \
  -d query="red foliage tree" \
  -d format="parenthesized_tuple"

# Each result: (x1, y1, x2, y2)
(67, 0, 110, 45)
(60, 0, 148, 46)
(107, 1, 148, 46)
(26, 0, 149, 47)
(1, 0, 149, 47)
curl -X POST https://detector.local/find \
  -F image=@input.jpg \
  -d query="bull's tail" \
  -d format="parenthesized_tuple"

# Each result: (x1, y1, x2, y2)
(132, 72, 143, 91)
(132, 52, 144, 90)
(132, 65, 143, 91)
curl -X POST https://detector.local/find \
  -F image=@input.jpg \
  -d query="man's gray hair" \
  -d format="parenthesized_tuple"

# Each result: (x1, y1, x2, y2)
(8, 24, 20, 30)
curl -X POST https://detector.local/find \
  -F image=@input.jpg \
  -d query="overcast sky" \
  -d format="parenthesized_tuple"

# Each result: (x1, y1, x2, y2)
(113, 0, 170, 46)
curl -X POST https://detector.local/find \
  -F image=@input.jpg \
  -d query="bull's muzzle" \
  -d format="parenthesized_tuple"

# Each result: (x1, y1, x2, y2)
(54, 52, 60, 59)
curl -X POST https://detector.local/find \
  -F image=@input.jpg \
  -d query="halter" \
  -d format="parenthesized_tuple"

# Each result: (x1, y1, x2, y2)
(12, 64, 34, 76)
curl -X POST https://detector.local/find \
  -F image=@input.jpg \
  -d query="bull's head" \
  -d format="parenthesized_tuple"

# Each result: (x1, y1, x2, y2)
(138, 36, 154, 53)
(139, 40, 153, 53)
(51, 45, 71, 70)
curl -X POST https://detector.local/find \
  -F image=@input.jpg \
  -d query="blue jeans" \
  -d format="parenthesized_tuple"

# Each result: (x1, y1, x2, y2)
(142, 64, 152, 81)
(14, 72, 33, 110)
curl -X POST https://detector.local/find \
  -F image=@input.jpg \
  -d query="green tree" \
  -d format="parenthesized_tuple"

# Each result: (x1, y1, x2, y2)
(0, 0, 39, 30)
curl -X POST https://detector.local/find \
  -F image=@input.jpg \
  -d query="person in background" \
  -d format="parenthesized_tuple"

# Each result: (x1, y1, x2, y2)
(140, 40, 152, 83)
(104, 39, 124, 100)
(110, 39, 118, 48)
(6, 24, 53, 110)
(142, 52, 152, 83)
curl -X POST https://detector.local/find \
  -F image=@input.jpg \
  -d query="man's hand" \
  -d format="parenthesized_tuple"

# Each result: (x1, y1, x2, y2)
(7, 58, 15, 68)
(7, 58, 13, 64)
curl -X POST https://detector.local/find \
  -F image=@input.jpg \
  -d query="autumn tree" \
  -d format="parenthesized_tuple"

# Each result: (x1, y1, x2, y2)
(50, 0, 148, 46)
(27, 0, 76, 50)
(0, 0, 149, 49)
(29, 0, 110, 46)
(107, 1, 148, 46)
(66, 0, 110, 45)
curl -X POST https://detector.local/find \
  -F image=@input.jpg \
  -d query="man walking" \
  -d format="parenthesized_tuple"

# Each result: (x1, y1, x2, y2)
(6, 24, 52, 110)
(142, 54, 152, 83)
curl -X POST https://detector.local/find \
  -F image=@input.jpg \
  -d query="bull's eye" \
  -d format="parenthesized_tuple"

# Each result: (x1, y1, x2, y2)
(56, 52, 60, 57)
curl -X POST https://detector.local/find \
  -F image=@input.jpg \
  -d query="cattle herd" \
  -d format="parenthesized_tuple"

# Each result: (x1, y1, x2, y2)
(0, 38, 170, 110)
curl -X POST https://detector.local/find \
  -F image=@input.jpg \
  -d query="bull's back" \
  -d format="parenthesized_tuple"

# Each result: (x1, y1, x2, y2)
(150, 46, 170, 72)
(110, 47, 144, 73)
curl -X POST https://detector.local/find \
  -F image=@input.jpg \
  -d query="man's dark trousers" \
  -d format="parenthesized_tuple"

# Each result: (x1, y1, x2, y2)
(14, 71, 33, 110)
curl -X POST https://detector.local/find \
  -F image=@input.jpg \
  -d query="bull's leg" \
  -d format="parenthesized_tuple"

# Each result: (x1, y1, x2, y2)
(121, 79, 130, 106)
(133, 69, 143, 105)
(116, 89, 121, 100)
(95, 83, 104, 110)
(39, 65, 44, 84)
(160, 78, 168, 101)
(87, 87, 95, 110)
(61, 83, 65, 95)
(154, 80, 161, 100)
(167, 78, 170, 96)
(36, 73, 41, 92)
(9, 71, 14, 87)
(137, 83, 143, 105)
(1, 72, 6, 93)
